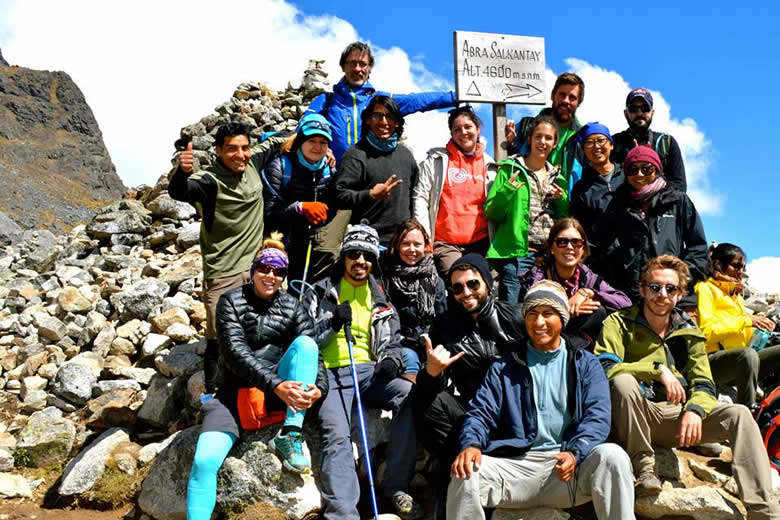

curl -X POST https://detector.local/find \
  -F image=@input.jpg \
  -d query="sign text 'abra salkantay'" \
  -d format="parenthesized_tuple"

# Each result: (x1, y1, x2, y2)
(454, 31, 546, 105)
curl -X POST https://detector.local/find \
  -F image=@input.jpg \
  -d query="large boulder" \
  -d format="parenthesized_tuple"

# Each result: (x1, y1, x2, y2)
(113, 279, 170, 321)
(147, 194, 196, 220)
(23, 229, 58, 272)
(15, 407, 76, 467)
(59, 427, 130, 495)
(635, 485, 742, 519)
(53, 362, 96, 405)
(136, 374, 185, 428)
(0, 211, 22, 245)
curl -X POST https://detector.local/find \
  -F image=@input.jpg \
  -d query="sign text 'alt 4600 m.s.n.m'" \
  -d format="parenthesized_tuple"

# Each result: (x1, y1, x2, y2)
(453, 31, 546, 105)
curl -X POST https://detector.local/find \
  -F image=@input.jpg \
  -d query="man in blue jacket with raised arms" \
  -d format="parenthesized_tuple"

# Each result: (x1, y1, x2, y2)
(447, 280, 635, 520)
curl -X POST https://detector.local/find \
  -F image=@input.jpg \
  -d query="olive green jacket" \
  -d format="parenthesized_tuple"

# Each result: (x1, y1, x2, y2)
(593, 305, 718, 418)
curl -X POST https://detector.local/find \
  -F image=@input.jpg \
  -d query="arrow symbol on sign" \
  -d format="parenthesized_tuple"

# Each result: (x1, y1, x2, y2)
(502, 83, 543, 99)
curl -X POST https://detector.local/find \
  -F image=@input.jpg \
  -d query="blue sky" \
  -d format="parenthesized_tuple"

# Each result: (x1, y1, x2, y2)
(1, 1, 778, 290)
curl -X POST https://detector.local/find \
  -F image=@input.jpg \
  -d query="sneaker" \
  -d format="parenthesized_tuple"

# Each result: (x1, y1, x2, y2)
(270, 430, 310, 474)
(635, 472, 663, 497)
(391, 491, 424, 520)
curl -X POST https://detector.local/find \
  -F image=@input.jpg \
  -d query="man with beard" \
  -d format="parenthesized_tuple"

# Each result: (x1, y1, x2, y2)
(302, 220, 422, 520)
(412, 253, 526, 515)
(610, 88, 687, 192)
(504, 72, 585, 193)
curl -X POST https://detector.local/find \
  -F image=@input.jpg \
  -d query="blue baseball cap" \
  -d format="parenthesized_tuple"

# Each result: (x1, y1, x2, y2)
(297, 113, 332, 142)
(577, 122, 613, 144)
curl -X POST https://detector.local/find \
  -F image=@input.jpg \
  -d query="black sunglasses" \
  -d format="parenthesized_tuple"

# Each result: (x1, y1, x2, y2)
(452, 279, 481, 295)
(643, 282, 681, 295)
(554, 237, 584, 249)
(627, 104, 652, 114)
(345, 250, 375, 262)
(254, 263, 287, 279)
(627, 163, 657, 176)
(729, 261, 746, 271)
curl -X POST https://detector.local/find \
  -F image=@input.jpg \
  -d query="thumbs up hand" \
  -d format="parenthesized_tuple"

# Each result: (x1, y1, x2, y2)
(180, 141, 194, 174)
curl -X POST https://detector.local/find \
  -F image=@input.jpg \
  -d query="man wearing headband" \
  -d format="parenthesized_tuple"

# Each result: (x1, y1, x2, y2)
(412, 253, 525, 505)
(302, 220, 421, 520)
(594, 256, 779, 519)
(186, 237, 326, 520)
(611, 88, 687, 192)
(170, 122, 289, 396)
(448, 280, 635, 520)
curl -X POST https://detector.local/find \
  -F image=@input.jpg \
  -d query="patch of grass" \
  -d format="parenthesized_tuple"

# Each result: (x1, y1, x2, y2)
(81, 464, 150, 509)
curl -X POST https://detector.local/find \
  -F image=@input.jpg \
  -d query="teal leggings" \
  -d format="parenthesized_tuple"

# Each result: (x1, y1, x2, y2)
(186, 335, 319, 520)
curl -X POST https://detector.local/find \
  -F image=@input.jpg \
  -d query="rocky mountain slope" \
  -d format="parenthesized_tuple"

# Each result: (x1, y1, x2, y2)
(0, 48, 124, 233)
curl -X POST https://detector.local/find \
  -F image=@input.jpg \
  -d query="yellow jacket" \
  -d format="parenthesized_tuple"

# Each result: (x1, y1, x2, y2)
(695, 278, 753, 353)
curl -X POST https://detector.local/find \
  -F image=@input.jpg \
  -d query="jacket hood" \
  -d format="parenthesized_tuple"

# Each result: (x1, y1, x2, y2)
(334, 77, 375, 96)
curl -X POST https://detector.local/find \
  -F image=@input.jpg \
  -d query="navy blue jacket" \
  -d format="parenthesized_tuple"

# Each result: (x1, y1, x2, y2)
(305, 78, 456, 163)
(459, 338, 611, 464)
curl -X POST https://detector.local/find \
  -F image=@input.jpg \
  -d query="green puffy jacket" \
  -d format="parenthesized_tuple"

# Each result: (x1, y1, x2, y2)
(593, 305, 718, 418)
(484, 157, 568, 259)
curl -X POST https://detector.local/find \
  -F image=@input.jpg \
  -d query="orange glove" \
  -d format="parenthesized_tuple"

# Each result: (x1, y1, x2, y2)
(300, 202, 329, 224)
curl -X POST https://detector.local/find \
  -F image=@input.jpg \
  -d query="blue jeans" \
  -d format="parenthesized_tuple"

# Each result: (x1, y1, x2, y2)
(317, 363, 416, 520)
(493, 253, 537, 303)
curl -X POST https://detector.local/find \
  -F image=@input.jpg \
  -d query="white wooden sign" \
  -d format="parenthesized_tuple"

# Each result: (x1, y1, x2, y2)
(454, 31, 546, 105)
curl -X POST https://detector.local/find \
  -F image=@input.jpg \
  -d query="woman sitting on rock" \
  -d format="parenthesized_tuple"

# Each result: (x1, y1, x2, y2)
(696, 242, 780, 408)
(379, 219, 447, 383)
(186, 234, 327, 520)
(262, 114, 337, 286)
(517, 218, 631, 348)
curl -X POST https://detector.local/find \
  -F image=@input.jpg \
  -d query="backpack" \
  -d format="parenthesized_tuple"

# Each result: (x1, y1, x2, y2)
(755, 385, 780, 470)
(652, 131, 672, 169)
(258, 131, 331, 201)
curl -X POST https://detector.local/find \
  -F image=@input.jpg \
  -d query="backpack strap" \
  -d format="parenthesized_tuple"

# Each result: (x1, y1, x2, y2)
(280, 155, 292, 188)
(653, 132, 671, 165)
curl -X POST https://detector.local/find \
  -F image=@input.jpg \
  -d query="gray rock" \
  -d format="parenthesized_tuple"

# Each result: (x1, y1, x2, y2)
(46, 393, 78, 413)
(492, 509, 570, 520)
(86, 211, 151, 239)
(16, 406, 76, 467)
(23, 230, 58, 272)
(141, 333, 172, 358)
(117, 367, 157, 386)
(59, 427, 130, 495)
(110, 233, 144, 247)
(745, 297, 770, 314)
(53, 362, 96, 405)
(147, 194, 196, 220)
(116, 318, 151, 345)
(157, 251, 201, 287)
(32, 312, 67, 341)
(67, 351, 104, 377)
(115, 279, 170, 321)
(0, 212, 22, 246)
(137, 375, 185, 428)
(155, 343, 203, 378)
(176, 223, 200, 249)
(57, 286, 94, 313)
(110, 337, 136, 357)
(78, 311, 107, 346)
(0, 448, 13, 471)
(92, 379, 142, 397)
(635, 485, 742, 519)
(689, 458, 728, 484)
(20, 376, 48, 399)
(165, 322, 196, 342)
(55, 265, 94, 285)
(0, 472, 32, 498)
(20, 389, 48, 413)
(114, 452, 137, 475)
(655, 446, 683, 481)
(83, 387, 143, 428)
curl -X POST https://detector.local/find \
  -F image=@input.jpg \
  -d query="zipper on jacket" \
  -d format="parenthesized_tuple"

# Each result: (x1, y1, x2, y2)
(349, 88, 359, 146)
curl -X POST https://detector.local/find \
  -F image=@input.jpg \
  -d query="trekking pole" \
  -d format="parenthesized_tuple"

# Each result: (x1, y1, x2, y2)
(298, 191, 317, 302)
(344, 324, 400, 520)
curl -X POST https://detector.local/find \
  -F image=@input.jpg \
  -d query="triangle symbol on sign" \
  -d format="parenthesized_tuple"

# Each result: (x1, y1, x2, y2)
(466, 81, 481, 97)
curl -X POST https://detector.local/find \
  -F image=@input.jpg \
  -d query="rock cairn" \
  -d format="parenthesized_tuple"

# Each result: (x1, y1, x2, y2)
(0, 60, 779, 519)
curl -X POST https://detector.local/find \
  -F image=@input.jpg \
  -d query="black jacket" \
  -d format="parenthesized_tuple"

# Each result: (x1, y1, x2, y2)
(611, 128, 687, 193)
(334, 139, 418, 244)
(215, 284, 328, 395)
(570, 163, 625, 267)
(602, 183, 707, 302)
(417, 298, 526, 406)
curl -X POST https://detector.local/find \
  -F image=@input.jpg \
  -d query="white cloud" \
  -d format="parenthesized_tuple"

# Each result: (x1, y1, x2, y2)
(507, 58, 722, 215)
(747, 257, 780, 296)
(0, 2, 722, 217)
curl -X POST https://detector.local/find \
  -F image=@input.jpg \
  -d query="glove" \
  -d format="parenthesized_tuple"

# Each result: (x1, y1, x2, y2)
(301, 202, 329, 224)
(374, 358, 399, 381)
(330, 301, 352, 332)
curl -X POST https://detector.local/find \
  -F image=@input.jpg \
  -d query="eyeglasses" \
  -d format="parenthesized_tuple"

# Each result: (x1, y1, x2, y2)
(627, 104, 652, 114)
(583, 137, 609, 149)
(345, 250, 375, 262)
(254, 263, 287, 279)
(554, 237, 585, 249)
(452, 279, 481, 295)
(729, 261, 747, 271)
(643, 282, 681, 296)
(369, 112, 397, 123)
(345, 59, 370, 68)
(627, 163, 657, 176)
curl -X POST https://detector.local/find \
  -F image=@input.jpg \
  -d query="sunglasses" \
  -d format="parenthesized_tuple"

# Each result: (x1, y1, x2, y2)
(729, 261, 747, 271)
(627, 104, 652, 114)
(254, 263, 287, 278)
(369, 112, 397, 123)
(345, 250, 375, 262)
(627, 163, 657, 176)
(643, 282, 681, 295)
(452, 279, 481, 295)
(554, 237, 584, 249)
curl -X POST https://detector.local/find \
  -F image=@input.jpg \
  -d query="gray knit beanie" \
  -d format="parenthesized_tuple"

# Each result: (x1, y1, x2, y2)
(522, 280, 570, 327)
(340, 219, 380, 260)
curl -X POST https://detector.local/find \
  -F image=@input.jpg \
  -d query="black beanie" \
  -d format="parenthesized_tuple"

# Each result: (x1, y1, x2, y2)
(448, 253, 493, 291)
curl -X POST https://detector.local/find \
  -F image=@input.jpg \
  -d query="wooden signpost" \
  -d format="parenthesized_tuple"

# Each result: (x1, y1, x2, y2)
(453, 31, 546, 160)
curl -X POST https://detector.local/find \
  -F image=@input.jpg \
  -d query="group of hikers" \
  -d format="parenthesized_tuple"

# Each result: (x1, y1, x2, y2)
(169, 41, 780, 520)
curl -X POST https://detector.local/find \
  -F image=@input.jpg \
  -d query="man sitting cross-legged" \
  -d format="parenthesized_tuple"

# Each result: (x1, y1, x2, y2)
(448, 280, 636, 520)
(594, 254, 779, 519)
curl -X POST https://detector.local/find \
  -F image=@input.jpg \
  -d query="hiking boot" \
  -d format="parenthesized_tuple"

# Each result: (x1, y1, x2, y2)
(391, 491, 424, 520)
(695, 442, 724, 457)
(635, 472, 663, 497)
(270, 430, 310, 474)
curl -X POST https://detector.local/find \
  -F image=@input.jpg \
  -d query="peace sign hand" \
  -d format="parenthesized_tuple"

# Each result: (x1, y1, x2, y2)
(424, 335, 465, 377)
(370, 174, 403, 200)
